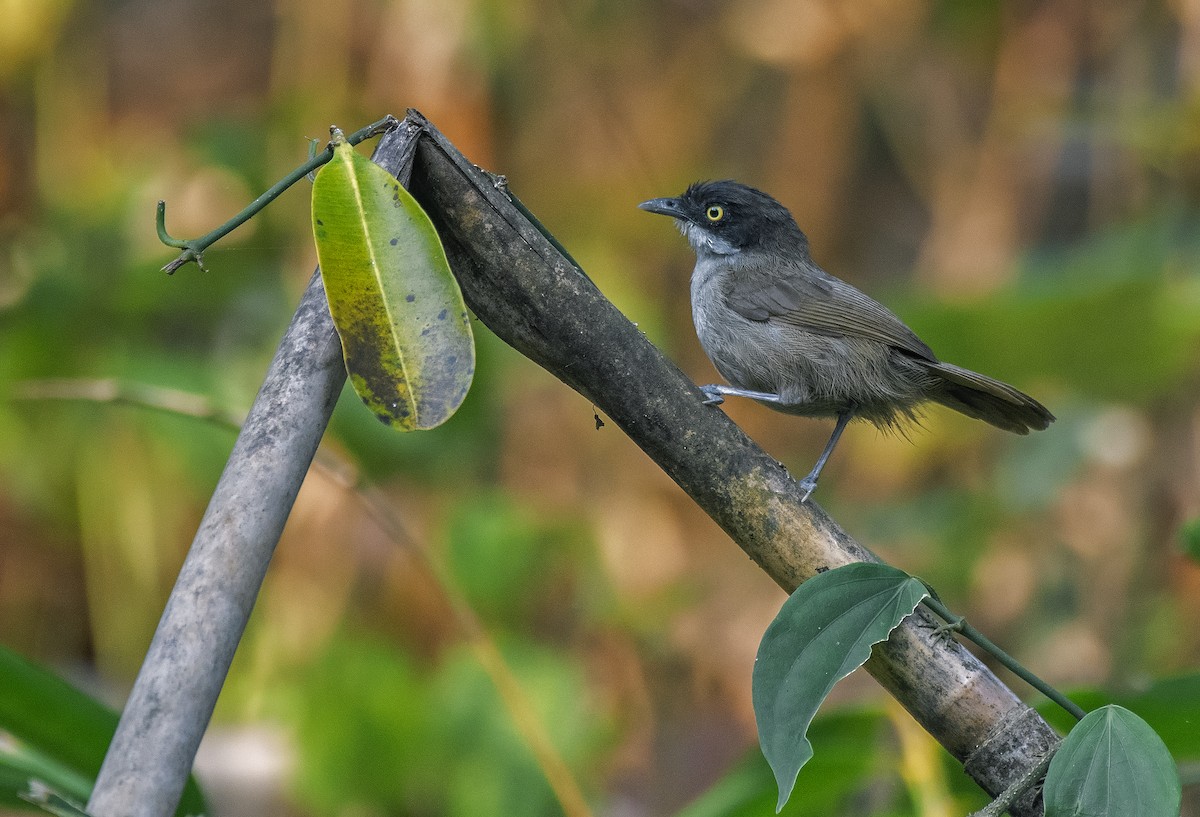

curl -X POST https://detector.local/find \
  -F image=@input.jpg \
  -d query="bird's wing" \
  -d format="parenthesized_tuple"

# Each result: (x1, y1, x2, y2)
(724, 261, 938, 361)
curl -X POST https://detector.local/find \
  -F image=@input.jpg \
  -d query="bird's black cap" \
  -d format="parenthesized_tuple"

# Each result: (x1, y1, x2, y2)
(639, 180, 806, 251)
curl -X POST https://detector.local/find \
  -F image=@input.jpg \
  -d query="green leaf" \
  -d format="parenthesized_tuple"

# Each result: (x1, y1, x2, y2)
(312, 132, 474, 430)
(752, 563, 928, 812)
(0, 645, 207, 816)
(1044, 705, 1180, 817)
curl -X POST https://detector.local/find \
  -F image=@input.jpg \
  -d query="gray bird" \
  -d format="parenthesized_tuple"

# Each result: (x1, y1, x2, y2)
(639, 180, 1054, 500)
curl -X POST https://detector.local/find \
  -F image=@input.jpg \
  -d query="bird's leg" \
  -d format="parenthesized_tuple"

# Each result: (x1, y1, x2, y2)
(698, 384, 783, 406)
(798, 411, 852, 501)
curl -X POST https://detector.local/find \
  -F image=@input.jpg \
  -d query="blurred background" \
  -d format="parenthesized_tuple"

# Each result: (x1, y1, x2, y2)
(2, 0, 1199, 815)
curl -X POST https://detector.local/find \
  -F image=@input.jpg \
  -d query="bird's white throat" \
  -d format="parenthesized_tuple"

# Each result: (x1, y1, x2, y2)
(677, 220, 738, 257)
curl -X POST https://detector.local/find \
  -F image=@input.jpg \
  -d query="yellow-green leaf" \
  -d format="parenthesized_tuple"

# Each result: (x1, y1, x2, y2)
(312, 132, 474, 430)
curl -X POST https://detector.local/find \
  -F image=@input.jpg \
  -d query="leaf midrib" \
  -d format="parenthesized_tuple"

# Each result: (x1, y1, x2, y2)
(341, 148, 417, 427)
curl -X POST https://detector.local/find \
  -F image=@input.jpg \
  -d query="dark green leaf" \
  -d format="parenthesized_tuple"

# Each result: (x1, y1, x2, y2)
(1044, 705, 1180, 817)
(312, 133, 475, 430)
(752, 563, 928, 811)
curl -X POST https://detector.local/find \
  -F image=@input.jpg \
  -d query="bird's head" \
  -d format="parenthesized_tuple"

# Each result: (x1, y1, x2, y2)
(638, 180, 808, 259)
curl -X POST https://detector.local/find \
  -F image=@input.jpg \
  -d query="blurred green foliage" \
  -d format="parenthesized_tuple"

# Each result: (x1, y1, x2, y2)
(1, 0, 1199, 814)
(676, 710, 886, 817)
(446, 492, 605, 627)
(0, 644, 207, 815)
(1181, 518, 1200, 563)
(285, 632, 605, 817)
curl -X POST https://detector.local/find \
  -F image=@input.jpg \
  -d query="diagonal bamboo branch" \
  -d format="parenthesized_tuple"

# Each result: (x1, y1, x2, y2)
(402, 109, 1059, 816)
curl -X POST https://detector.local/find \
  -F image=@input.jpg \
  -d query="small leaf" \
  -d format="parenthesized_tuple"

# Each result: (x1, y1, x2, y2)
(312, 131, 474, 430)
(1044, 705, 1181, 817)
(752, 563, 928, 811)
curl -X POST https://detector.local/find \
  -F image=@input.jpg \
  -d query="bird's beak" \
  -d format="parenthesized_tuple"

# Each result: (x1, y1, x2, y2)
(638, 196, 686, 219)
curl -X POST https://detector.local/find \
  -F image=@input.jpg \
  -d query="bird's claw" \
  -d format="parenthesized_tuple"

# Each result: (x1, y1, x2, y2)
(699, 386, 725, 406)
(798, 476, 818, 502)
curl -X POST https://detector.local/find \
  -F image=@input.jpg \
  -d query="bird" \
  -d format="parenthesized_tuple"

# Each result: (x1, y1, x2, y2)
(639, 180, 1054, 501)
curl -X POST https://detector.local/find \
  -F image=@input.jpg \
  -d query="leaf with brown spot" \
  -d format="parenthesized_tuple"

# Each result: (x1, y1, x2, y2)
(312, 133, 474, 430)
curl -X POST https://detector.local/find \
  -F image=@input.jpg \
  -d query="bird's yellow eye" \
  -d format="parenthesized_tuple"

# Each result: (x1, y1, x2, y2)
(706, 205, 724, 222)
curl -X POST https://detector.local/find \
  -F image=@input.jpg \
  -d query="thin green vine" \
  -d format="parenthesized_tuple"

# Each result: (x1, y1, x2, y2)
(157, 115, 399, 274)
(921, 595, 1088, 722)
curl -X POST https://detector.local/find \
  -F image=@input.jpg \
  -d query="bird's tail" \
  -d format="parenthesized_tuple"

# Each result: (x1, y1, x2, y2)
(923, 361, 1054, 434)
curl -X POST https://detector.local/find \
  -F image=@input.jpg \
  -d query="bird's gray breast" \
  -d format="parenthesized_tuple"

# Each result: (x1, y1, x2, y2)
(689, 255, 781, 394)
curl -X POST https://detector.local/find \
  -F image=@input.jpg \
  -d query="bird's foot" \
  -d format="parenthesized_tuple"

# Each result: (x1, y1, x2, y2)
(798, 474, 819, 502)
(699, 385, 725, 406)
